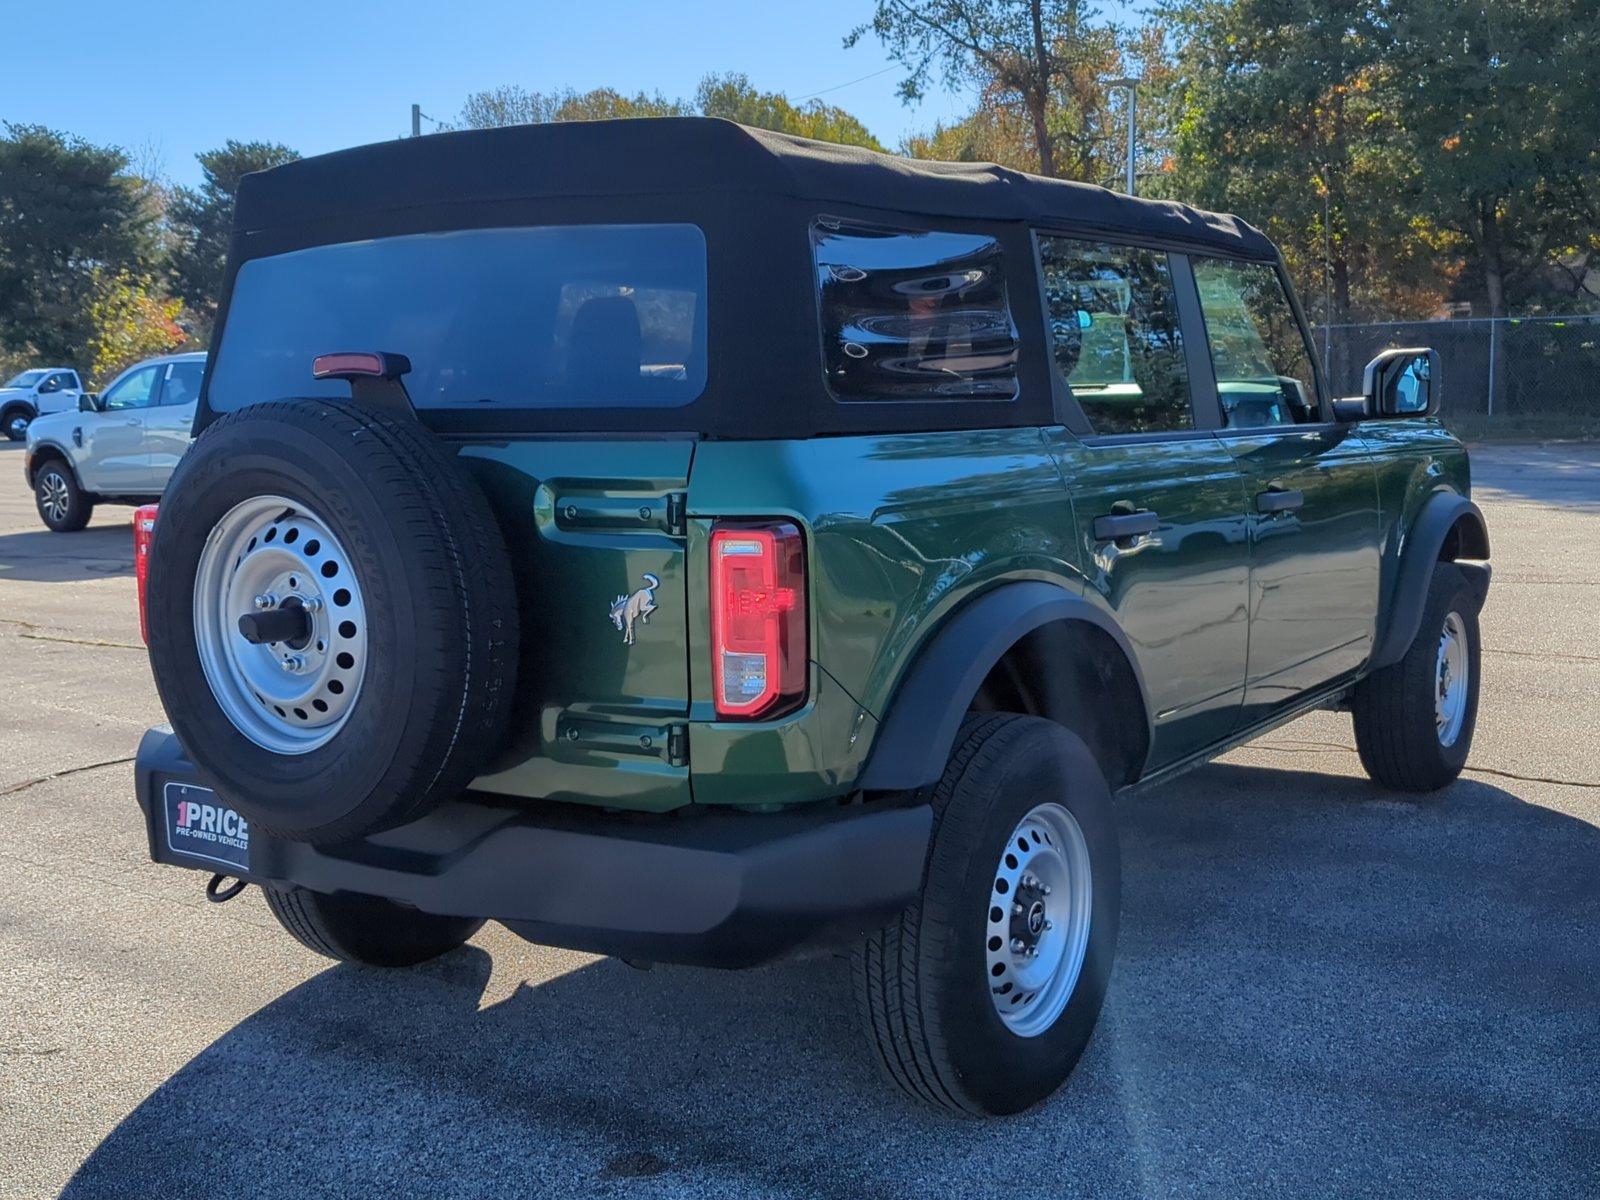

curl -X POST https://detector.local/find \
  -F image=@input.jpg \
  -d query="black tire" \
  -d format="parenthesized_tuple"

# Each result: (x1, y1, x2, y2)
(4, 405, 31, 441)
(853, 714, 1120, 1116)
(263, 885, 484, 967)
(1352, 562, 1481, 792)
(146, 399, 519, 844)
(34, 459, 94, 532)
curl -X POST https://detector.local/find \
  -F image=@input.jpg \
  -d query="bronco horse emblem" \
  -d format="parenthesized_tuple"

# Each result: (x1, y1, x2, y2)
(609, 573, 660, 645)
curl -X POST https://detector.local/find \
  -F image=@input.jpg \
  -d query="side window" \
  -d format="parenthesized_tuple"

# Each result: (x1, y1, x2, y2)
(1038, 236, 1193, 435)
(161, 362, 204, 406)
(1192, 258, 1322, 427)
(100, 365, 159, 412)
(812, 218, 1019, 402)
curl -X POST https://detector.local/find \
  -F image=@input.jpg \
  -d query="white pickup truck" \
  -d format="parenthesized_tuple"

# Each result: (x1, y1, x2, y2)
(23, 353, 205, 531)
(1, 367, 83, 440)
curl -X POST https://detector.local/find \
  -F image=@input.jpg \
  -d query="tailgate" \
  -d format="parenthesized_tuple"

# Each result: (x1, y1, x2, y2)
(459, 439, 694, 811)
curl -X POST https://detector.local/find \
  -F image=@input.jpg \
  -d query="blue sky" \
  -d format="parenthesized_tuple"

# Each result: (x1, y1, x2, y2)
(5, 0, 1019, 186)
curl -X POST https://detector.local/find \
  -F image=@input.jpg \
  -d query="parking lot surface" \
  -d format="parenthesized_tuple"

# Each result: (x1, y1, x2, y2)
(1, 440, 1596, 1199)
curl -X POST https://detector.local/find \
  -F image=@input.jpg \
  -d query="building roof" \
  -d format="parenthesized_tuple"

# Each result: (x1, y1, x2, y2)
(233, 118, 1276, 260)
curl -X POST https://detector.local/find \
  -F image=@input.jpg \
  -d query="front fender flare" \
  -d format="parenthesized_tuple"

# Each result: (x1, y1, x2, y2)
(1370, 493, 1490, 670)
(856, 581, 1151, 792)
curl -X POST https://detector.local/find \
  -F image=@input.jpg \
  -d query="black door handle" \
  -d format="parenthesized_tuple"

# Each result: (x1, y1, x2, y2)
(1093, 509, 1161, 543)
(1256, 486, 1304, 514)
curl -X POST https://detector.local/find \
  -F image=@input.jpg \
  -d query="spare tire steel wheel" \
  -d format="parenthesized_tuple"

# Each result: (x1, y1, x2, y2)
(146, 399, 519, 844)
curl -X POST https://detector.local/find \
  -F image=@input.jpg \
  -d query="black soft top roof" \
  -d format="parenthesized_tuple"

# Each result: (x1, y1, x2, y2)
(234, 117, 1275, 260)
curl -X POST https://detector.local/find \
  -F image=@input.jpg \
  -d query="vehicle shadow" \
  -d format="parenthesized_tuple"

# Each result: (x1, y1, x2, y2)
(63, 764, 1600, 1199)
(0, 523, 134, 581)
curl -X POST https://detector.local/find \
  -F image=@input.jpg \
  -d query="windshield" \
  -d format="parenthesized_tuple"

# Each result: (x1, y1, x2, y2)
(5, 370, 46, 388)
(208, 224, 708, 411)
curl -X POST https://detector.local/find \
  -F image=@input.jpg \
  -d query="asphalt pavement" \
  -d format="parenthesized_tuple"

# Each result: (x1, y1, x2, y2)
(1, 439, 1596, 1199)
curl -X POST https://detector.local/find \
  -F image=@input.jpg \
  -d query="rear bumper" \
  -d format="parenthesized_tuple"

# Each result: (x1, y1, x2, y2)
(135, 727, 931, 968)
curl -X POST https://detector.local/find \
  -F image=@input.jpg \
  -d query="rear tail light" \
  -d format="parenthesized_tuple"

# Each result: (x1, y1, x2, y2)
(710, 520, 807, 720)
(134, 505, 158, 644)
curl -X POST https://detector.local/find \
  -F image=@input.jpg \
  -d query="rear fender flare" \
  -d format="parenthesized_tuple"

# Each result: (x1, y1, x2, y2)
(856, 581, 1151, 792)
(1371, 492, 1490, 670)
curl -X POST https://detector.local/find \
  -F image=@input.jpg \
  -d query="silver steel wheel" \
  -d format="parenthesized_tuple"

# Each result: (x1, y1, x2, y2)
(193, 495, 369, 754)
(1435, 611, 1469, 747)
(38, 470, 70, 523)
(7, 413, 28, 440)
(986, 801, 1093, 1038)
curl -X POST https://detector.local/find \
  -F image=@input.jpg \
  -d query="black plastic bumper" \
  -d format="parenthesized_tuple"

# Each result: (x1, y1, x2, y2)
(135, 727, 931, 968)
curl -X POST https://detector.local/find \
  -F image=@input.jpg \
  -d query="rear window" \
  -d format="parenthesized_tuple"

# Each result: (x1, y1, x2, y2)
(208, 224, 707, 411)
(813, 218, 1019, 402)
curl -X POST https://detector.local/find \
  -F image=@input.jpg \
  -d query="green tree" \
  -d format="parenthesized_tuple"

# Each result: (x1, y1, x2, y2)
(1162, 0, 1456, 324)
(901, 22, 1172, 186)
(457, 85, 689, 127)
(455, 75, 883, 149)
(0, 124, 158, 365)
(847, 0, 1123, 177)
(168, 140, 300, 326)
(694, 73, 884, 149)
(1388, 0, 1600, 315)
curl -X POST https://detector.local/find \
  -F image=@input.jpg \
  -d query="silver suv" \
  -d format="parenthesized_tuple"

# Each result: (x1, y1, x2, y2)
(24, 352, 205, 532)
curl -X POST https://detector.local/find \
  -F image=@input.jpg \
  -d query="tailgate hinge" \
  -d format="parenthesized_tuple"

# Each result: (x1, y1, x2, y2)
(665, 492, 688, 537)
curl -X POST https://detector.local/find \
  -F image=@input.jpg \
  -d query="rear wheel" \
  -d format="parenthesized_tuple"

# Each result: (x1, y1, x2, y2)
(1352, 563, 1481, 791)
(34, 460, 93, 532)
(4, 407, 30, 441)
(263, 885, 483, 967)
(853, 714, 1120, 1116)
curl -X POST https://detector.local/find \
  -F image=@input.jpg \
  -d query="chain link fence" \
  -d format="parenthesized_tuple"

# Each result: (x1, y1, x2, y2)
(1313, 314, 1600, 436)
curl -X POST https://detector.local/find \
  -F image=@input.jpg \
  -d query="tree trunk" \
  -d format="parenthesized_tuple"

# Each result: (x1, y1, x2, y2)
(1030, 91, 1055, 177)
(1028, 0, 1055, 176)
(1481, 199, 1506, 317)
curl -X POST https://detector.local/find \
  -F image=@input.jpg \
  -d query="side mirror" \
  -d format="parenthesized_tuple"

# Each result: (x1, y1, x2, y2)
(78, 392, 101, 413)
(1362, 347, 1439, 418)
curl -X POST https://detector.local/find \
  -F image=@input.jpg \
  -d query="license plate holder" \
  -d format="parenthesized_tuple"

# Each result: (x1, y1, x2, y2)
(162, 781, 251, 871)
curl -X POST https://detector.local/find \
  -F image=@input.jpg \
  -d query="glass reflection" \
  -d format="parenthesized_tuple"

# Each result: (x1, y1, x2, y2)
(813, 220, 1019, 402)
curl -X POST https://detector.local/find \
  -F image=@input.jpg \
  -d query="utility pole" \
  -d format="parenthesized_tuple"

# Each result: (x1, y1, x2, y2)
(411, 104, 422, 138)
(1108, 79, 1139, 195)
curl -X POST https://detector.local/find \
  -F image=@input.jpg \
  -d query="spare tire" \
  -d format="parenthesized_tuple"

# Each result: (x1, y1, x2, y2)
(146, 399, 519, 844)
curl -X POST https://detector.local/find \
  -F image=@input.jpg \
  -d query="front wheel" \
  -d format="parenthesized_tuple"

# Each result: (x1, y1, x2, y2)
(853, 714, 1120, 1116)
(263, 885, 484, 967)
(1352, 563, 1482, 791)
(34, 461, 93, 532)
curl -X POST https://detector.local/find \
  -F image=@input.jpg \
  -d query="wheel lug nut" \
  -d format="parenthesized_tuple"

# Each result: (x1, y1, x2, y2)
(279, 654, 307, 674)
(1041, 885, 1052, 896)
(1012, 903, 1023, 916)
(253, 593, 278, 611)
(1010, 938, 1025, 953)
(302, 595, 324, 613)
(1044, 919, 1054, 931)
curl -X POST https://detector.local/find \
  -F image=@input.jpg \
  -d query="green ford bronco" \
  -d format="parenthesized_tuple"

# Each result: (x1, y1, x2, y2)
(134, 118, 1489, 1116)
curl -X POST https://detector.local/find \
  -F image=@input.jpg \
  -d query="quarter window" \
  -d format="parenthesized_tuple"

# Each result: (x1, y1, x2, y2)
(1038, 237, 1193, 435)
(161, 361, 204, 406)
(1192, 258, 1321, 427)
(813, 219, 1019, 402)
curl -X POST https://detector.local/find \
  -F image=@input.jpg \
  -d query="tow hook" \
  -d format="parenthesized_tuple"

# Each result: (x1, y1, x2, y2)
(205, 873, 248, 904)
